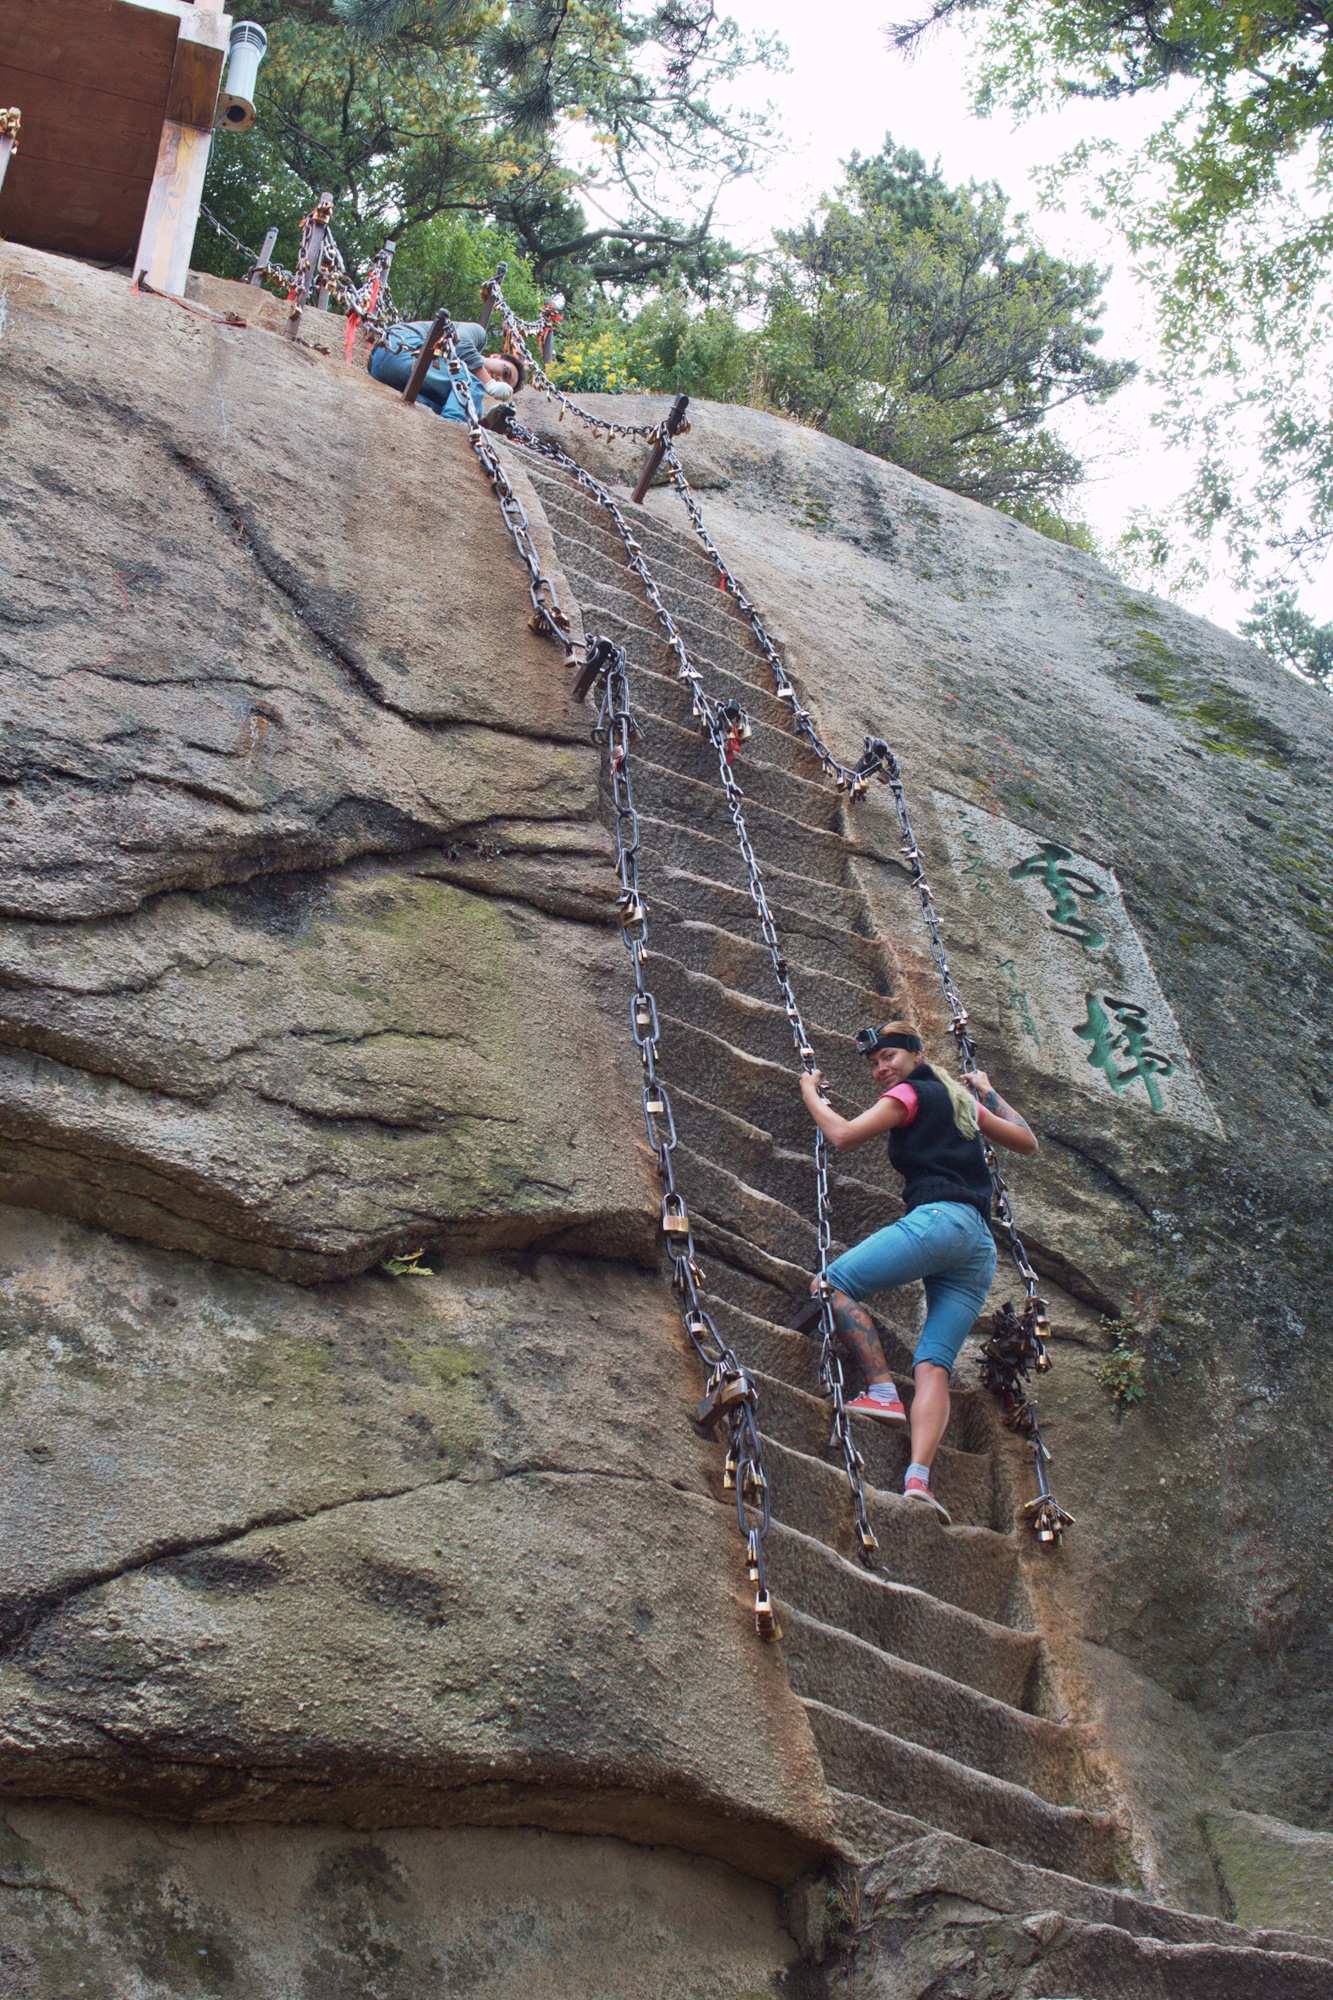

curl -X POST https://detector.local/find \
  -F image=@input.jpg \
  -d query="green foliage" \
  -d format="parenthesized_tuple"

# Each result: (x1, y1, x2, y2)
(550, 290, 759, 398)
(1097, 1316, 1148, 1414)
(891, 0, 1333, 685)
(387, 218, 545, 324)
(1240, 589, 1333, 694)
(381, 1249, 435, 1278)
(198, 1, 779, 303)
(752, 139, 1134, 530)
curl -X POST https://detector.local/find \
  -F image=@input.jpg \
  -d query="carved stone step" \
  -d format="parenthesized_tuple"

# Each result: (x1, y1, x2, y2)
(763, 1444, 1016, 1624)
(628, 715, 840, 828)
(663, 1017, 841, 1154)
(765, 1521, 1039, 1707)
(650, 955, 856, 1077)
(838, 1825, 1333, 1966)
(559, 558, 786, 705)
(524, 476, 727, 607)
(843, 1832, 1333, 1998)
(692, 1206, 814, 1300)
(802, 1697, 1123, 1884)
(667, 1079, 909, 1256)
(827, 1785, 934, 1861)
(543, 517, 781, 679)
(754, 1369, 998, 1531)
(567, 587, 806, 728)
(650, 908, 893, 1030)
(516, 463, 740, 606)
(634, 682, 833, 784)
(783, 1610, 1077, 1797)
(684, 1229, 800, 1327)
(653, 871, 892, 987)
(644, 948, 860, 1080)
(675, 1142, 820, 1271)
(630, 756, 857, 890)
(637, 815, 862, 925)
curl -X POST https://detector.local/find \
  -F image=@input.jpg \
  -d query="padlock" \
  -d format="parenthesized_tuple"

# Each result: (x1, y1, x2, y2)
(661, 1196, 691, 1242)
(719, 1371, 756, 1412)
(618, 891, 648, 937)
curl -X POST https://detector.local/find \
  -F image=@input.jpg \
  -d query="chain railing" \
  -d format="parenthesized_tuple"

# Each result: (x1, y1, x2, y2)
(199, 203, 401, 347)
(482, 273, 1072, 1543)
(482, 277, 674, 444)
(406, 324, 786, 1628)
(662, 448, 1073, 1541)
(507, 412, 880, 1563)
(586, 635, 779, 1634)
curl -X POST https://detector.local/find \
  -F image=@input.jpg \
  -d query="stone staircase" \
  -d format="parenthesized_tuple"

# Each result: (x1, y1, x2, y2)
(509, 441, 1333, 1990)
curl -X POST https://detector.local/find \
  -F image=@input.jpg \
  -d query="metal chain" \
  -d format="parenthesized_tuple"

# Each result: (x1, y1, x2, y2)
(425, 318, 576, 650)
(583, 636, 778, 1635)
(661, 446, 890, 794)
(507, 414, 879, 1563)
(659, 456, 1074, 1543)
(198, 205, 400, 343)
(200, 203, 297, 289)
(484, 279, 673, 443)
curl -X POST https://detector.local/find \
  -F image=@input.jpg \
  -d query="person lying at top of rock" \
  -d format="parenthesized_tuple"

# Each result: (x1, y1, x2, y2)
(796, 1020, 1037, 1524)
(367, 317, 524, 424)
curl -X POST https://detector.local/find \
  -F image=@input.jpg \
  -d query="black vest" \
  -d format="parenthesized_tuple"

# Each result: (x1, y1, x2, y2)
(887, 1067, 992, 1220)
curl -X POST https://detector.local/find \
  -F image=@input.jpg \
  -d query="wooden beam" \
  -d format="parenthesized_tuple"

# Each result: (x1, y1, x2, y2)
(163, 6, 229, 129)
(134, 114, 212, 294)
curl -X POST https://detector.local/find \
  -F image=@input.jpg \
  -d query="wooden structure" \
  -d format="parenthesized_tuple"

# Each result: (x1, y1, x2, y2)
(0, 0, 231, 292)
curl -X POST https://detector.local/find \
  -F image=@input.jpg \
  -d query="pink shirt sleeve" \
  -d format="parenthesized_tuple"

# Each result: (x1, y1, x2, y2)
(881, 1082, 919, 1124)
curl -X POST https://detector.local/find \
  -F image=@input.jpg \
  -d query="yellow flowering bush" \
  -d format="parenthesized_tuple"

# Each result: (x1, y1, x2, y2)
(547, 325, 647, 395)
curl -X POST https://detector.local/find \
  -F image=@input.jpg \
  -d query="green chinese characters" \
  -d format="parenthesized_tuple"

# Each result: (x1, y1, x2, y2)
(1010, 841, 1107, 954)
(1074, 994, 1175, 1112)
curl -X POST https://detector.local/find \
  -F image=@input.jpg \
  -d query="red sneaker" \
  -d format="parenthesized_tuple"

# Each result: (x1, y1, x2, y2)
(844, 1389, 907, 1425)
(903, 1473, 951, 1524)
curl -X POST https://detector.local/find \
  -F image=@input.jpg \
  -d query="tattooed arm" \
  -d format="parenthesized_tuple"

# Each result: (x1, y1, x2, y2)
(964, 1070, 1039, 1156)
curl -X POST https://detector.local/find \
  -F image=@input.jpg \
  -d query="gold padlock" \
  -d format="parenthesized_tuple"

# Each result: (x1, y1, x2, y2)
(661, 1197, 691, 1240)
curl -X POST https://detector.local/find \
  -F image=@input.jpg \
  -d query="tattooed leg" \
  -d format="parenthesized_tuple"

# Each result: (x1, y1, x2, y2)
(828, 1288, 893, 1386)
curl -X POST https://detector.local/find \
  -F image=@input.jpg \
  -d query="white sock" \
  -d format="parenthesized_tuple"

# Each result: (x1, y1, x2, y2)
(867, 1381, 901, 1404)
(906, 1461, 931, 1485)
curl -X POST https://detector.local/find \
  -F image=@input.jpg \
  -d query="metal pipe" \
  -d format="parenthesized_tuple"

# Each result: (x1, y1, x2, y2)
(402, 308, 452, 406)
(478, 261, 508, 333)
(631, 395, 690, 506)
(249, 225, 278, 282)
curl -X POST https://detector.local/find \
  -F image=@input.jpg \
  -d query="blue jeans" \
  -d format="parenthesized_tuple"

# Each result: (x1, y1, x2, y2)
(367, 340, 482, 423)
(825, 1201, 998, 1373)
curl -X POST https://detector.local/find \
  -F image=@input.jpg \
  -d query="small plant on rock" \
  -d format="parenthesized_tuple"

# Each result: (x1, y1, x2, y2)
(1097, 1315, 1147, 1415)
(381, 1248, 434, 1278)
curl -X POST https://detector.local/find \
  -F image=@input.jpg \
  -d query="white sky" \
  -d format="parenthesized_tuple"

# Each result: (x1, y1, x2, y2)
(690, 2, 1330, 635)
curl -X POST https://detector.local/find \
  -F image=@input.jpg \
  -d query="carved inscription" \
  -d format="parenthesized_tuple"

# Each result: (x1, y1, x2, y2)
(936, 798, 1219, 1133)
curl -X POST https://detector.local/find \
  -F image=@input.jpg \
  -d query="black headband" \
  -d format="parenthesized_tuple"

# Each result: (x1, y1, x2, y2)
(855, 1028, 923, 1057)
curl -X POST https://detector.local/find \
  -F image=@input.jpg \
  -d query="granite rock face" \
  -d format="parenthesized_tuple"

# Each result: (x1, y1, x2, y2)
(0, 250, 650, 1277)
(2, 247, 1331, 1989)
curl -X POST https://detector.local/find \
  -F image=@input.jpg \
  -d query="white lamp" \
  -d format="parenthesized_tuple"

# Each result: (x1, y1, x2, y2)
(217, 22, 268, 132)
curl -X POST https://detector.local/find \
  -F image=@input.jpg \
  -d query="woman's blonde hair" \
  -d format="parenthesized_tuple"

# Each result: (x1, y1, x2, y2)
(873, 1019, 979, 1141)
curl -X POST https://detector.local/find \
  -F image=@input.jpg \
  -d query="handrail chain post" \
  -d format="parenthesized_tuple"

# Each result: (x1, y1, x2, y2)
(249, 225, 278, 283)
(631, 394, 689, 506)
(402, 307, 452, 407)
